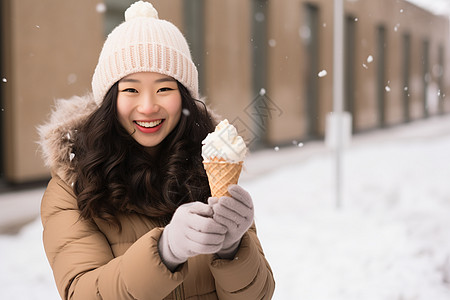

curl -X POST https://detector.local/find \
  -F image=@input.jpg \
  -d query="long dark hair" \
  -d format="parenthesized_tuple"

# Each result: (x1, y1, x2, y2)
(73, 81, 215, 227)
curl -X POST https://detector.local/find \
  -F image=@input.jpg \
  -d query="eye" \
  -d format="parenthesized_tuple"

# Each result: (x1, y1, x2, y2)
(157, 87, 174, 93)
(121, 88, 138, 93)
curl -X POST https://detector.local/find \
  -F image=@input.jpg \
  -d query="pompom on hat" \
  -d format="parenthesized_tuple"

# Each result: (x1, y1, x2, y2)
(91, 1, 198, 105)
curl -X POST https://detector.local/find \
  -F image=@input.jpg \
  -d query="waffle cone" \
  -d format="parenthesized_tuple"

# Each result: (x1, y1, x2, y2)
(203, 160, 243, 198)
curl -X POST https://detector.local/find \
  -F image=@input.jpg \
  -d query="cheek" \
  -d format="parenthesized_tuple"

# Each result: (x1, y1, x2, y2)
(116, 97, 132, 127)
(167, 95, 182, 123)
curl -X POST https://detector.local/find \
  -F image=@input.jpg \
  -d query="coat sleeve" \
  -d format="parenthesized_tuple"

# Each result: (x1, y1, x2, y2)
(209, 223, 276, 299)
(41, 176, 188, 300)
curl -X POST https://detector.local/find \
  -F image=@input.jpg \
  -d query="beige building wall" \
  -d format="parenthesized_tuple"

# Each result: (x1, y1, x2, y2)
(267, 0, 307, 144)
(203, 0, 253, 140)
(150, 0, 183, 28)
(266, 0, 335, 143)
(326, 0, 450, 130)
(1, 0, 103, 183)
(264, 0, 450, 141)
(400, 2, 440, 120)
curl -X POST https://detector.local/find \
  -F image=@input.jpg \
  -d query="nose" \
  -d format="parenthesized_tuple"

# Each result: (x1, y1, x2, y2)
(137, 94, 160, 114)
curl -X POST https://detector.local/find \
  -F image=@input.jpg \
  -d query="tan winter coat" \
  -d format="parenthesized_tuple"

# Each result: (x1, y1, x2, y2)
(38, 94, 275, 300)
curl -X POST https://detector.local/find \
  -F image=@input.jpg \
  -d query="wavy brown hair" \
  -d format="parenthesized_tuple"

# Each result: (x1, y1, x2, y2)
(73, 81, 215, 227)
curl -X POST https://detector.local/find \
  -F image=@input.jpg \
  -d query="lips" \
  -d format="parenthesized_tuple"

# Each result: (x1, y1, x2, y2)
(134, 119, 165, 133)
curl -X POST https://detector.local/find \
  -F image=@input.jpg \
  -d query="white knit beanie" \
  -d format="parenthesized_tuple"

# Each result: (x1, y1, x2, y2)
(91, 1, 198, 105)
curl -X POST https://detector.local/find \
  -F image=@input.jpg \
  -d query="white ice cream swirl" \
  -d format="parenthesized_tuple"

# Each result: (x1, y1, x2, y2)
(202, 119, 247, 163)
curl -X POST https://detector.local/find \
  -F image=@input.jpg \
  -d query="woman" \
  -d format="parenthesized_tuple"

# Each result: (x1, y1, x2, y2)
(38, 1, 275, 299)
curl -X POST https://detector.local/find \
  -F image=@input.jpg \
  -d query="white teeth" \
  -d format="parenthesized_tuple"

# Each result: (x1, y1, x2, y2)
(136, 120, 162, 128)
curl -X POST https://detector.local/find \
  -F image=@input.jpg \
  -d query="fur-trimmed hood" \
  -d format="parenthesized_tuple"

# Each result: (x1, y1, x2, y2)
(37, 93, 98, 185)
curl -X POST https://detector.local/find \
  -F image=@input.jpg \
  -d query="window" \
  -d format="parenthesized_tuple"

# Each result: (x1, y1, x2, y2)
(438, 44, 445, 114)
(345, 15, 357, 132)
(422, 39, 430, 118)
(183, 0, 205, 95)
(402, 33, 411, 122)
(251, 0, 269, 146)
(304, 4, 319, 138)
(0, 1, 5, 183)
(376, 25, 387, 127)
(103, 0, 133, 36)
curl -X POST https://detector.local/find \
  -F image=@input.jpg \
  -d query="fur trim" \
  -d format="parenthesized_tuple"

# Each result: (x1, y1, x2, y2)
(37, 94, 98, 185)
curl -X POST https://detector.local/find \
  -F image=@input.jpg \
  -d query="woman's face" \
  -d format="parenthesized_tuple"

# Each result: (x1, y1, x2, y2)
(117, 72, 182, 148)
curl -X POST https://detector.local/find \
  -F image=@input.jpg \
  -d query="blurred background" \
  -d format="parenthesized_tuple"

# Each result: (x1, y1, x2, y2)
(0, 0, 450, 299)
(0, 0, 448, 184)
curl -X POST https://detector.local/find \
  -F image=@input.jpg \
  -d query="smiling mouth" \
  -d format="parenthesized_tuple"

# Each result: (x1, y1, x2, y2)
(134, 120, 164, 128)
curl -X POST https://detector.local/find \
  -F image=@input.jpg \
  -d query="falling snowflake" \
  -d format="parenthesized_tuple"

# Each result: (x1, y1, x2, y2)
(259, 88, 266, 96)
(254, 12, 265, 22)
(274, 146, 280, 152)
(299, 26, 311, 40)
(96, 3, 106, 13)
(2, 78, 7, 83)
(367, 55, 374, 63)
(292, 140, 304, 148)
(385, 86, 391, 92)
(182, 108, 190, 116)
(318, 70, 327, 77)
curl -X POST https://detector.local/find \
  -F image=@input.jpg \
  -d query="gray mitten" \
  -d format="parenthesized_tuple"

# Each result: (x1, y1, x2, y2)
(158, 202, 227, 271)
(208, 185, 254, 259)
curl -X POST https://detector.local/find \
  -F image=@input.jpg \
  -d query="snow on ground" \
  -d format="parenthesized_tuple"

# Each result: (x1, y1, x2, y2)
(245, 125, 450, 299)
(0, 217, 59, 299)
(1, 116, 450, 299)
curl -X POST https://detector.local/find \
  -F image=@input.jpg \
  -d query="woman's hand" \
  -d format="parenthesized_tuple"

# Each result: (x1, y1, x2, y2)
(158, 202, 227, 271)
(208, 185, 254, 259)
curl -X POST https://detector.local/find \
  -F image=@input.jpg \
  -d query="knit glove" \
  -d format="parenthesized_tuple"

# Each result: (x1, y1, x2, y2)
(208, 185, 254, 259)
(158, 202, 227, 271)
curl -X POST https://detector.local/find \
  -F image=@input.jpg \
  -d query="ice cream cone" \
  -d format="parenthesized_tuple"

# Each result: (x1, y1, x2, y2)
(203, 159, 243, 198)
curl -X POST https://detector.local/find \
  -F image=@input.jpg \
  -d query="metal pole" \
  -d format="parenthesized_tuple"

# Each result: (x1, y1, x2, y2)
(333, 0, 344, 208)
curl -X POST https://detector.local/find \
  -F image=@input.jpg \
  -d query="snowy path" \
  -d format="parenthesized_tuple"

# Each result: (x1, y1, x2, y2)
(1, 115, 450, 299)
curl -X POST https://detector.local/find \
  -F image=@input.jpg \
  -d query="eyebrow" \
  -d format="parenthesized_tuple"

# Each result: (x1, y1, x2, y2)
(119, 76, 176, 83)
(155, 77, 176, 83)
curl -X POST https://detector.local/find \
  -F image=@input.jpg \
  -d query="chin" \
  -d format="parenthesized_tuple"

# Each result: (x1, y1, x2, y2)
(136, 140, 160, 148)
(134, 136, 164, 148)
